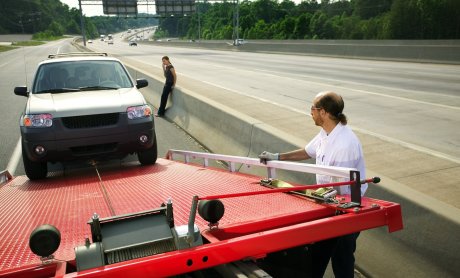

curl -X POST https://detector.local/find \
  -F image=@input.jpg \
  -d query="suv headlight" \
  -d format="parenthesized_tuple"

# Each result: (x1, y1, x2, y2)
(22, 114, 53, 127)
(127, 105, 152, 119)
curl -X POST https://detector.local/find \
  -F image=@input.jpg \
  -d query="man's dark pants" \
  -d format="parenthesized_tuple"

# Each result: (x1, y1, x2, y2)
(312, 232, 360, 278)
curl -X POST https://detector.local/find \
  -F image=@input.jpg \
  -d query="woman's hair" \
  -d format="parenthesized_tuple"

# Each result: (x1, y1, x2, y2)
(162, 56, 170, 61)
(316, 91, 348, 125)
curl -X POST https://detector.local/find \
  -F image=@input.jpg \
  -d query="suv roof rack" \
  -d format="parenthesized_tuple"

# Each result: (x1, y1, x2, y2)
(48, 52, 108, 59)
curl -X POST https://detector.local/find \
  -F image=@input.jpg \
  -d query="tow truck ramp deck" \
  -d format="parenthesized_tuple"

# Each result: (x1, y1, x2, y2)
(0, 150, 403, 277)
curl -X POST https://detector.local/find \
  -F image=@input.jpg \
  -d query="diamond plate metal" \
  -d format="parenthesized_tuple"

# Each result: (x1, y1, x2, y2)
(0, 159, 327, 273)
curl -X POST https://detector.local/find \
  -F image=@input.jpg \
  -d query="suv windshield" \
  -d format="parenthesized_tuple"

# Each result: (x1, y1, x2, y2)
(32, 60, 134, 93)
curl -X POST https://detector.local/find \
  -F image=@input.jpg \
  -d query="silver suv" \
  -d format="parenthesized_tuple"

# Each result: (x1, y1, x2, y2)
(14, 52, 157, 180)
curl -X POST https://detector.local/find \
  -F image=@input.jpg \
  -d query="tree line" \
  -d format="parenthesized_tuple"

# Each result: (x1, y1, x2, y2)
(0, 0, 156, 40)
(1, 0, 458, 41)
(159, 0, 460, 40)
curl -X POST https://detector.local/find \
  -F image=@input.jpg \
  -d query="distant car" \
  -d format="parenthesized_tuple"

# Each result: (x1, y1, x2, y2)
(107, 39, 114, 45)
(234, 39, 248, 46)
(87, 40, 93, 44)
(129, 41, 137, 46)
(14, 52, 157, 180)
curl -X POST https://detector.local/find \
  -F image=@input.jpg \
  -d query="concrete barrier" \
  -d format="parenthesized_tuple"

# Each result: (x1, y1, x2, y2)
(128, 66, 303, 167)
(148, 39, 460, 65)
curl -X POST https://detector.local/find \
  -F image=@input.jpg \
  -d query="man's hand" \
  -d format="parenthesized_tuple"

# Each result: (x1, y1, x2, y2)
(259, 151, 279, 164)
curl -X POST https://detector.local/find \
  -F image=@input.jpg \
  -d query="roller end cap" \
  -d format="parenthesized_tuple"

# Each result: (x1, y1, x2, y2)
(29, 224, 61, 257)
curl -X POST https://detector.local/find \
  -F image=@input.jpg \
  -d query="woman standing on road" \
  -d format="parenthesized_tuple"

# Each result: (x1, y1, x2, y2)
(156, 56, 176, 117)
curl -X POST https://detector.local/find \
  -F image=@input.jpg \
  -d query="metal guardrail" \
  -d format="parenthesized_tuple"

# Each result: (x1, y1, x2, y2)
(157, 39, 460, 64)
(166, 149, 375, 248)
(166, 149, 357, 179)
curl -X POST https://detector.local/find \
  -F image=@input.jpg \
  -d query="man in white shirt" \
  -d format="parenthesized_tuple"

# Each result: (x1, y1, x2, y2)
(259, 91, 366, 278)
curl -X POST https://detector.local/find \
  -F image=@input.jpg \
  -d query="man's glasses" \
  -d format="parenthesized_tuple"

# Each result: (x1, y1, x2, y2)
(310, 105, 322, 111)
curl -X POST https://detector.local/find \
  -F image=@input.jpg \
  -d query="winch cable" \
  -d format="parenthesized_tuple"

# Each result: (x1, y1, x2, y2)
(91, 160, 116, 216)
(199, 177, 379, 200)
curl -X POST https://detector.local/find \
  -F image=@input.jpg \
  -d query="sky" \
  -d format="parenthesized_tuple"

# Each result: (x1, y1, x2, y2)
(60, 0, 308, 17)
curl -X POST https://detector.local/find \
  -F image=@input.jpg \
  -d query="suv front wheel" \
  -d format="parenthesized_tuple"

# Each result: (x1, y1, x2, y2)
(137, 136, 158, 165)
(22, 143, 48, 180)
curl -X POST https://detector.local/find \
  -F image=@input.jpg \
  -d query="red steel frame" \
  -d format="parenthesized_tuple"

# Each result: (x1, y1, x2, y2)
(0, 151, 403, 278)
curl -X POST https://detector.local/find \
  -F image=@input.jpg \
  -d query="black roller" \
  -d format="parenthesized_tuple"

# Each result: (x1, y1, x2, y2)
(372, 177, 381, 184)
(198, 199, 225, 224)
(29, 224, 61, 257)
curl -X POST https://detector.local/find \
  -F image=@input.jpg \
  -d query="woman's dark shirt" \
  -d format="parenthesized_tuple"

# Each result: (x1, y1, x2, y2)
(164, 65, 174, 84)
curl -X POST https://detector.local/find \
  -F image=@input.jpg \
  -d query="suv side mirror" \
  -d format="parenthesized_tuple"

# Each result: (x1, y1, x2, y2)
(136, 79, 148, 89)
(14, 86, 29, 97)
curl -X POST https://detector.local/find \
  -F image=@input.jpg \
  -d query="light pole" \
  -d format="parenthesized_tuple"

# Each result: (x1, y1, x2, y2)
(197, 1, 201, 42)
(78, 0, 87, 46)
(233, 0, 240, 45)
(236, 0, 239, 41)
(18, 13, 25, 34)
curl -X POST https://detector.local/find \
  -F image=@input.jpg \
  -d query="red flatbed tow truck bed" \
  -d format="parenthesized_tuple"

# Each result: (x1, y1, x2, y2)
(0, 150, 403, 277)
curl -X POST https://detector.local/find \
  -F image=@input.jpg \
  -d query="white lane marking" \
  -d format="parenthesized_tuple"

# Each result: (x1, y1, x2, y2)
(185, 61, 460, 110)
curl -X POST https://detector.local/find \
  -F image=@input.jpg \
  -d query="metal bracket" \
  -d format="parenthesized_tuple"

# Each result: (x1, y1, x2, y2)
(350, 170, 361, 206)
